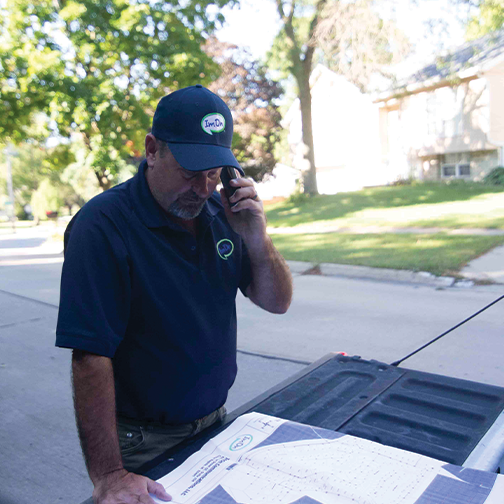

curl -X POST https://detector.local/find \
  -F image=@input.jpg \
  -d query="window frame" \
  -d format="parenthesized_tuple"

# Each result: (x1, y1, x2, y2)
(441, 163, 471, 179)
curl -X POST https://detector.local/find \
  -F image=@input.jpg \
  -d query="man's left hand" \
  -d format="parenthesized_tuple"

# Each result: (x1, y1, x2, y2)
(220, 177, 267, 247)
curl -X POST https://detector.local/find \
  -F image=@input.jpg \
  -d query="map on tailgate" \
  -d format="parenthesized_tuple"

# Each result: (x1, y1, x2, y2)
(152, 412, 504, 504)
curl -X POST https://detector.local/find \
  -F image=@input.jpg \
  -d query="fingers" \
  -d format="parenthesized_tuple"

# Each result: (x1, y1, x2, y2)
(220, 188, 233, 215)
(147, 479, 172, 501)
(93, 472, 171, 504)
(229, 196, 262, 213)
(228, 179, 260, 207)
(139, 495, 157, 504)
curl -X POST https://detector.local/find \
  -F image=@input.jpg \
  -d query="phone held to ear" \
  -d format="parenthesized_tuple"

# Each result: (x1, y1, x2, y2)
(220, 166, 239, 205)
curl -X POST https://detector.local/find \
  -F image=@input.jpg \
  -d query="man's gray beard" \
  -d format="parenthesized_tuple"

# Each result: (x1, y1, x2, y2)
(167, 193, 206, 220)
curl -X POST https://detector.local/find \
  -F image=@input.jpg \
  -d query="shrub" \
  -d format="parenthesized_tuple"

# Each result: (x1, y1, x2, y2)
(484, 167, 504, 186)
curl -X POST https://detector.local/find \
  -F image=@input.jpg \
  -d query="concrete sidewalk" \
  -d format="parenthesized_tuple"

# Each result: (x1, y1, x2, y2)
(460, 245, 504, 284)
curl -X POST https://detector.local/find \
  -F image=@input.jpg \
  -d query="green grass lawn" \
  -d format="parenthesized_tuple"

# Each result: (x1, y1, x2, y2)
(266, 182, 504, 231)
(271, 233, 504, 276)
(265, 182, 504, 275)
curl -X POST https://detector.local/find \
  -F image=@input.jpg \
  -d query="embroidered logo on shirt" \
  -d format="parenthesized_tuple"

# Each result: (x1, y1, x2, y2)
(217, 239, 234, 260)
(201, 113, 225, 135)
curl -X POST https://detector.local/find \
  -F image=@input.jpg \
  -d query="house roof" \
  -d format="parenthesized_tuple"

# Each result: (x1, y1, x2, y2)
(377, 29, 504, 101)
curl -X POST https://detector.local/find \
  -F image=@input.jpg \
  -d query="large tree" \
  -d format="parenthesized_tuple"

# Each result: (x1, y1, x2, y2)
(0, 0, 234, 191)
(204, 38, 283, 182)
(268, 0, 409, 195)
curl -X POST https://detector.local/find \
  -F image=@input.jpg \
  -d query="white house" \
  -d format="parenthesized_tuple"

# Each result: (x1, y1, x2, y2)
(376, 30, 504, 182)
(279, 30, 504, 196)
(282, 65, 383, 194)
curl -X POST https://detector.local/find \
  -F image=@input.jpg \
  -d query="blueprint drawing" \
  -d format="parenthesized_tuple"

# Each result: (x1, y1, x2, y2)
(152, 412, 504, 504)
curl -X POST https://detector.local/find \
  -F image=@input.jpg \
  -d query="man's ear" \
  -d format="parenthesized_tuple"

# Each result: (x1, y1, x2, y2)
(145, 134, 158, 167)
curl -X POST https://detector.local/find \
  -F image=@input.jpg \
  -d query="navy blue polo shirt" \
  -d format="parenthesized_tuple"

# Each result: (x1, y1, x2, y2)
(56, 160, 252, 424)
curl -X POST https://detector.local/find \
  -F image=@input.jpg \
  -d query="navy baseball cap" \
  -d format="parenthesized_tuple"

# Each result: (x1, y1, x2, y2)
(151, 85, 244, 174)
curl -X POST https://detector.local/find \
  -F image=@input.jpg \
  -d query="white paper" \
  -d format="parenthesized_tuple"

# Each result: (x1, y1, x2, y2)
(151, 412, 503, 504)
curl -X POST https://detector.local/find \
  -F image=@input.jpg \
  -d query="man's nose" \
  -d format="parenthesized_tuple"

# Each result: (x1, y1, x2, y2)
(191, 173, 212, 197)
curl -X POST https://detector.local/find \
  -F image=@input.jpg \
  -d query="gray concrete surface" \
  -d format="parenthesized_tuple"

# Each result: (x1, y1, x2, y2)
(236, 276, 504, 385)
(461, 244, 504, 284)
(1, 225, 503, 504)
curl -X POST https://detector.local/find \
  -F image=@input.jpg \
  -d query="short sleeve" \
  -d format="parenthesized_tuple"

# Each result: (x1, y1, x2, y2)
(55, 205, 131, 357)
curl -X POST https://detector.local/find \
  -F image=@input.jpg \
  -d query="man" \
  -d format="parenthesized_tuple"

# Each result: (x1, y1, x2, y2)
(56, 84, 292, 503)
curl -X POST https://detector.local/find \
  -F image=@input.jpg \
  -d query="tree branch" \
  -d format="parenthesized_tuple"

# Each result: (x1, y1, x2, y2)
(276, 0, 286, 20)
(302, 0, 327, 73)
(275, 0, 303, 81)
(287, 0, 296, 25)
(307, 0, 327, 48)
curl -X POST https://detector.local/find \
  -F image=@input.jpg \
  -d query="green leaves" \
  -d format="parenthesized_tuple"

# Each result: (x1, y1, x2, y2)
(204, 38, 283, 182)
(59, 1, 88, 22)
(466, 0, 504, 39)
(0, 0, 234, 189)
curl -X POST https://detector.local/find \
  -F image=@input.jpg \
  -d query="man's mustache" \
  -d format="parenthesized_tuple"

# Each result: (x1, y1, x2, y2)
(179, 191, 204, 204)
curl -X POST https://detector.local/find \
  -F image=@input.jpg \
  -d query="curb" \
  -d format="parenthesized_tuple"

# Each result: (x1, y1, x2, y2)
(286, 261, 476, 288)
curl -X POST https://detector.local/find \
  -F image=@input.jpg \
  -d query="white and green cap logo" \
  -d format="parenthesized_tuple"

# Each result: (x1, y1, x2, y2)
(201, 113, 226, 136)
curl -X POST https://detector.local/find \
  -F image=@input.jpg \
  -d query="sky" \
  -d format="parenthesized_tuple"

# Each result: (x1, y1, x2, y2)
(214, 0, 470, 77)
(214, 0, 281, 60)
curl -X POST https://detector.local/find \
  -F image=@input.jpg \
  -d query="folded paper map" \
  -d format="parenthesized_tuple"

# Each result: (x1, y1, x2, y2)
(152, 412, 504, 504)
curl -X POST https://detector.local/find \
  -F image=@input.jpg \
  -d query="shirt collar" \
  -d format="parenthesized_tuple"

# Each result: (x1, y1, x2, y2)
(130, 159, 220, 230)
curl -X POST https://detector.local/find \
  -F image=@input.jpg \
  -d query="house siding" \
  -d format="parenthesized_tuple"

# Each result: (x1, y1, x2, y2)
(289, 66, 384, 194)
(281, 44, 504, 196)
(487, 60, 504, 144)
(469, 150, 499, 179)
(381, 73, 499, 181)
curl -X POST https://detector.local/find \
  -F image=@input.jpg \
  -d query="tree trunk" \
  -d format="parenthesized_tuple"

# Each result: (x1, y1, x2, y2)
(95, 168, 112, 192)
(297, 71, 318, 196)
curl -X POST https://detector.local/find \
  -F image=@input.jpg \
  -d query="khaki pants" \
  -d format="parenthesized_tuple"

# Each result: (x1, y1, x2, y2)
(117, 406, 226, 472)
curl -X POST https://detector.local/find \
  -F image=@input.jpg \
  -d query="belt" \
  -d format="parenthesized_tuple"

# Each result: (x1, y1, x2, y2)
(117, 405, 225, 431)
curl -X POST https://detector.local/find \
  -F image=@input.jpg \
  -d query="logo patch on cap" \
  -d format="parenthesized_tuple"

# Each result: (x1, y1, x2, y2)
(217, 239, 234, 260)
(201, 113, 225, 136)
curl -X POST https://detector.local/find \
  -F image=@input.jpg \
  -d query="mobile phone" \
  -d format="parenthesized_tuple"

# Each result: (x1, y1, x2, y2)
(220, 166, 239, 204)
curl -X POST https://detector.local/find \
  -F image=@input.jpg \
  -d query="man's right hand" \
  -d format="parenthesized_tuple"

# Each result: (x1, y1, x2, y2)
(92, 469, 171, 503)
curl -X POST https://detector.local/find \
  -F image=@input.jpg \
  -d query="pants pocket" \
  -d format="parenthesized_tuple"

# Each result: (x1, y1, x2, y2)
(117, 424, 145, 454)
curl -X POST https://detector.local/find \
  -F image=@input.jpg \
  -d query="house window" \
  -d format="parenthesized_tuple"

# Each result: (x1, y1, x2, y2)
(458, 164, 471, 176)
(442, 163, 470, 178)
(442, 165, 456, 177)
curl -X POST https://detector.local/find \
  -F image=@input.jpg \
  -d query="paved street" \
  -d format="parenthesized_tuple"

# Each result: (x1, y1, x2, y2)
(0, 225, 503, 503)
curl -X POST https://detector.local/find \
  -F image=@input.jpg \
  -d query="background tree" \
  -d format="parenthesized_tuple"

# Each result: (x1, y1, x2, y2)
(464, 0, 504, 39)
(0, 0, 235, 191)
(0, 129, 78, 217)
(204, 38, 283, 182)
(268, 0, 409, 195)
